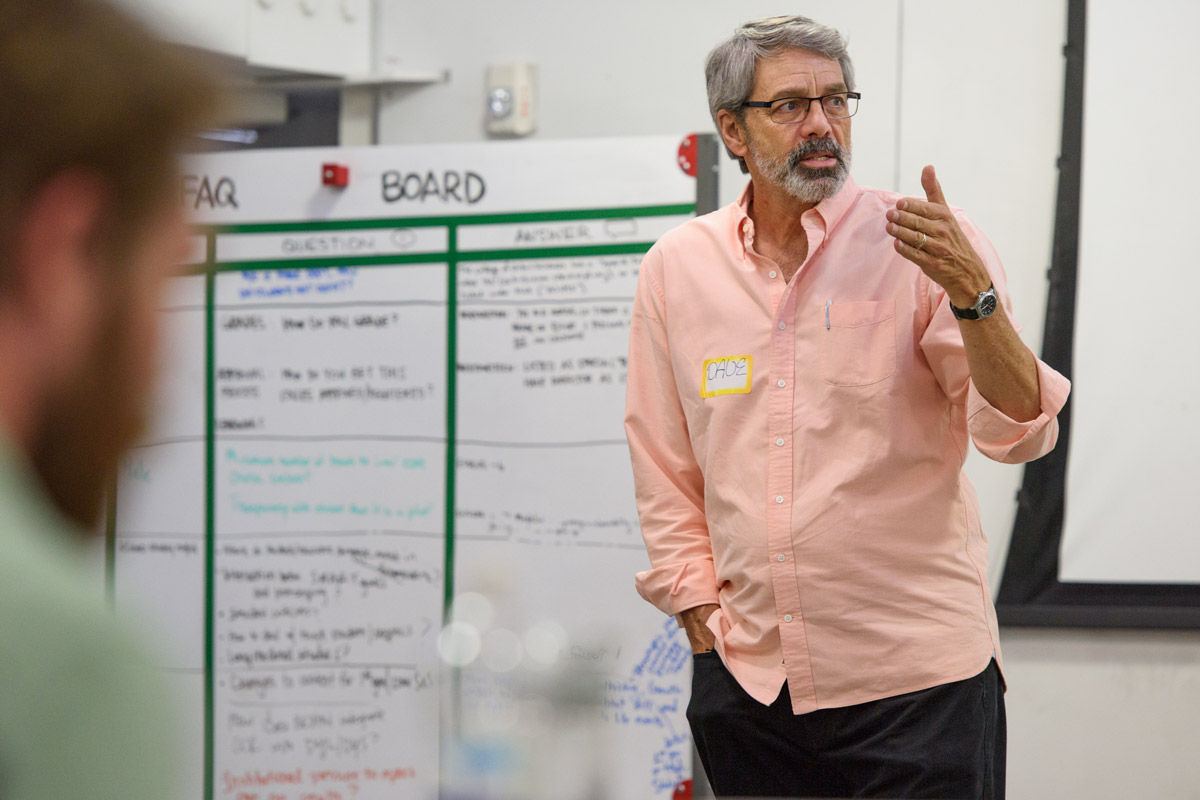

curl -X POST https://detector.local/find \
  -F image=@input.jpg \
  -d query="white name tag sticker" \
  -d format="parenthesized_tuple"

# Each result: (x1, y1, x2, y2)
(701, 355, 754, 398)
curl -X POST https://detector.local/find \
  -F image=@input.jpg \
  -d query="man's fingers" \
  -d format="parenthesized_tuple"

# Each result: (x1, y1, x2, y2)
(886, 208, 931, 233)
(894, 196, 948, 221)
(886, 220, 932, 252)
(922, 164, 948, 206)
(892, 234, 932, 264)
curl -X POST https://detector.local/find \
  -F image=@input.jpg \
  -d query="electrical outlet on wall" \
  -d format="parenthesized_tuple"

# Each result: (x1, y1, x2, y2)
(485, 62, 537, 137)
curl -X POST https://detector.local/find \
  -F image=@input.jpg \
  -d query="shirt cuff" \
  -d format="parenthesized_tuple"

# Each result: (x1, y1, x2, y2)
(967, 358, 1071, 463)
(635, 558, 720, 621)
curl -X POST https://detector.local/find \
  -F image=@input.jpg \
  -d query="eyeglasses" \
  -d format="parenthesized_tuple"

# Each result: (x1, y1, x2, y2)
(741, 92, 861, 125)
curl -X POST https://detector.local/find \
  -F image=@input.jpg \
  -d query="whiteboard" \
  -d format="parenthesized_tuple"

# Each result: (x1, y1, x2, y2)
(1058, 0, 1200, 583)
(114, 275, 208, 799)
(113, 137, 698, 800)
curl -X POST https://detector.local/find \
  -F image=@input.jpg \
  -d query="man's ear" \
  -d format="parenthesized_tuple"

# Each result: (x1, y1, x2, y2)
(9, 170, 108, 374)
(716, 108, 751, 163)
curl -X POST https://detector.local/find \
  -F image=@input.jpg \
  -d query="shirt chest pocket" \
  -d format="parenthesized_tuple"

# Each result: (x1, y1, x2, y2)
(818, 300, 897, 387)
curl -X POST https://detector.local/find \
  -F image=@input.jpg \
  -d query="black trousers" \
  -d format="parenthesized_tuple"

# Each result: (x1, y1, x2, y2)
(687, 653, 1006, 799)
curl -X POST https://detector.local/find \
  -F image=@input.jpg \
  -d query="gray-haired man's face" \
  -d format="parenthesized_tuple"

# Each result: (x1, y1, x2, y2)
(740, 49, 853, 204)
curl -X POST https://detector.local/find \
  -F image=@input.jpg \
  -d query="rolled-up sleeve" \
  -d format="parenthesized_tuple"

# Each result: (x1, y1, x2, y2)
(966, 357, 1070, 463)
(921, 210, 1072, 465)
(625, 246, 719, 618)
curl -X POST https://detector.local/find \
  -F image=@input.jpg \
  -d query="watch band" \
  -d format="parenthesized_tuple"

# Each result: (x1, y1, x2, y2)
(951, 284, 998, 320)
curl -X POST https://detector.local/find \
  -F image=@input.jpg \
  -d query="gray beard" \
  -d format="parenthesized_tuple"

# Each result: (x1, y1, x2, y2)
(750, 137, 851, 205)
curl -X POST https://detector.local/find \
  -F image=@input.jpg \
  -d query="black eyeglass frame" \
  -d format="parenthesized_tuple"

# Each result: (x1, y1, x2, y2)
(740, 91, 863, 123)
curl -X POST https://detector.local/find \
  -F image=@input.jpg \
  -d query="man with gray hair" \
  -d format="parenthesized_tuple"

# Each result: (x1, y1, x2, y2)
(625, 15, 1070, 799)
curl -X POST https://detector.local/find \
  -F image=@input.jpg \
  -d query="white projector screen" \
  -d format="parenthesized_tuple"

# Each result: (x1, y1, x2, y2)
(1058, 0, 1200, 582)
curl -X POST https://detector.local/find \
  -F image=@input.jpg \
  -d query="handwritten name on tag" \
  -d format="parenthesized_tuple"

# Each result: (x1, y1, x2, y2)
(701, 355, 753, 398)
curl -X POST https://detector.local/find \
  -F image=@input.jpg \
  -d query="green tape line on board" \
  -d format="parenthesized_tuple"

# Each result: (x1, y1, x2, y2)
(203, 268, 216, 800)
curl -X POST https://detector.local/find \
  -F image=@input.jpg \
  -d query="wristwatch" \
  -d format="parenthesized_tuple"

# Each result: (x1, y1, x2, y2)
(950, 284, 998, 320)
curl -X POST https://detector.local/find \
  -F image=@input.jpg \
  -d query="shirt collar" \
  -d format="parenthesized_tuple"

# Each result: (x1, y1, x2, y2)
(734, 174, 862, 252)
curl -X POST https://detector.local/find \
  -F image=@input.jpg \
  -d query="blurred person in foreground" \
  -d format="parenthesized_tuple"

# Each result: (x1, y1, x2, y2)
(0, 1, 215, 797)
(625, 14, 1071, 799)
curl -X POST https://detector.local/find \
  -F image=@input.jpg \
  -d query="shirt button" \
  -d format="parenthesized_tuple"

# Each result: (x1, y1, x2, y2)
(775, 495, 784, 504)
(783, 614, 793, 623)
(778, 322, 786, 330)
(776, 437, 785, 446)
(776, 553, 786, 562)
(768, 270, 777, 278)
(777, 379, 786, 388)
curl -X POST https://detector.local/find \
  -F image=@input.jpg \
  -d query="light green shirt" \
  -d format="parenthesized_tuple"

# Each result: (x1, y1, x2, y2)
(0, 438, 176, 800)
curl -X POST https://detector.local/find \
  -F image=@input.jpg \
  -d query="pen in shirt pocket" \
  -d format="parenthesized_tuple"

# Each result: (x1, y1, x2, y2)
(824, 299, 831, 330)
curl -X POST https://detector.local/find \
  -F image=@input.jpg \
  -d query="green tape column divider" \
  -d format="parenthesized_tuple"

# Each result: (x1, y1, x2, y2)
(442, 225, 462, 786)
(444, 225, 457, 621)
(203, 267, 216, 800)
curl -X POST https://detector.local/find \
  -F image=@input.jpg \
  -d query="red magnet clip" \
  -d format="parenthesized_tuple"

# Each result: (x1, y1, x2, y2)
(673, 779, 693, 799)
(322, 163, 350, 188)
(677, 134, 698, 177)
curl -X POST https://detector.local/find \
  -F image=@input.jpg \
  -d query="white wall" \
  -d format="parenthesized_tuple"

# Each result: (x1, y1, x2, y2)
(377, 0, 901, 204)
(112, 0, 371, 76)
(897, 0, 1062, 586)
(896, 7, 1200, 796)
(110, 0, 246, 56)
(375, 1, 1200, 797)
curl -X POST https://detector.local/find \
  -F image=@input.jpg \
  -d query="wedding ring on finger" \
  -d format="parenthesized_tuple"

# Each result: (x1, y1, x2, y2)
(915, 232, 928, 251)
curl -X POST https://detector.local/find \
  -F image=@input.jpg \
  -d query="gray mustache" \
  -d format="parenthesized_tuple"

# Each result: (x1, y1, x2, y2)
(786, 139, 845, 170)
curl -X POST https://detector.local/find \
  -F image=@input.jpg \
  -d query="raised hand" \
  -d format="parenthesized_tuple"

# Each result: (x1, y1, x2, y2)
(885, 165, 992, 309)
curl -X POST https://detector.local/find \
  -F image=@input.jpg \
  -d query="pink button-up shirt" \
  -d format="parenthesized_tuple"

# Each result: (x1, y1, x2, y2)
(625, 177, 1070, 714)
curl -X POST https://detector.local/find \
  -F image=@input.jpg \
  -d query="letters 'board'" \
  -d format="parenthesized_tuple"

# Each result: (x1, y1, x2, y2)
(112, 137, 700, 800)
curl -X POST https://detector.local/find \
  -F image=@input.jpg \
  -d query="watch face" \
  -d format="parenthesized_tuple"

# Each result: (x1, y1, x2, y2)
(979, 292, 998, 317)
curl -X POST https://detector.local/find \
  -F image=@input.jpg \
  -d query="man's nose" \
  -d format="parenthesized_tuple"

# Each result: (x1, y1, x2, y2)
(798, 101, 833, 138)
